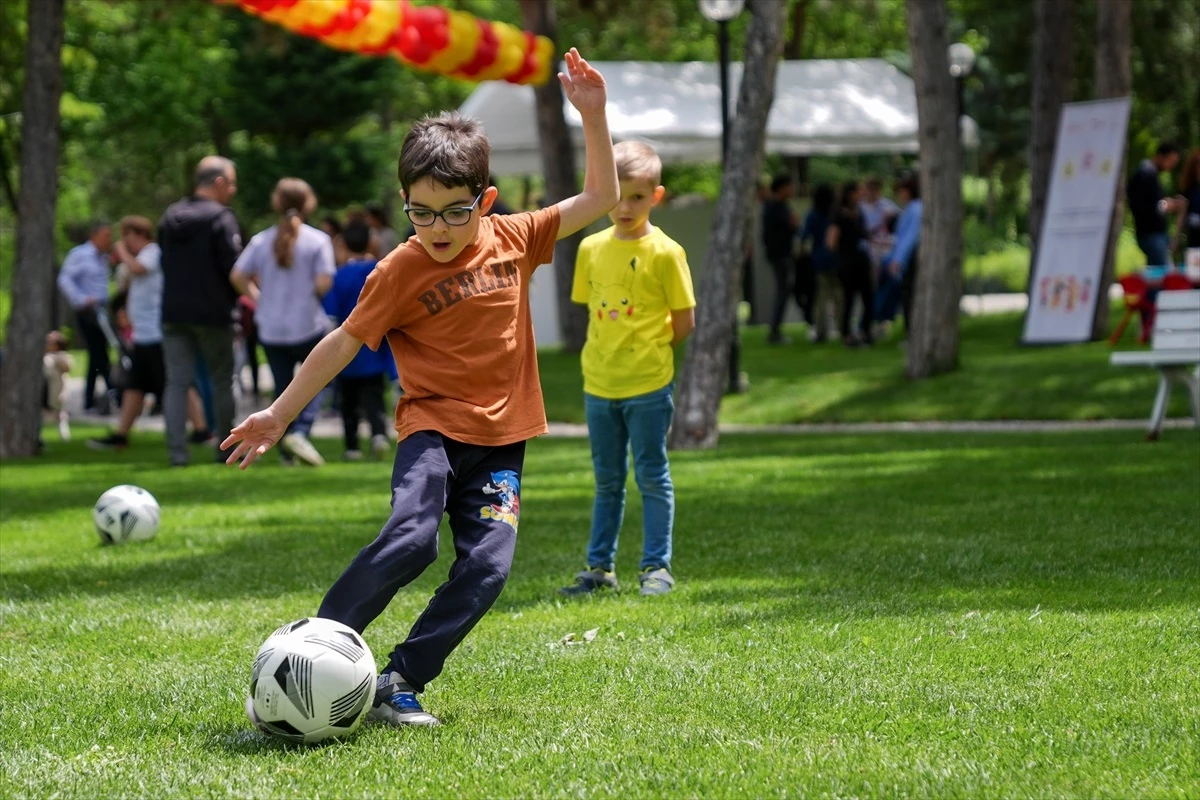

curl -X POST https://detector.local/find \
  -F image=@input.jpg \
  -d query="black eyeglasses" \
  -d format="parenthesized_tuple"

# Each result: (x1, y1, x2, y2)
(403, 190, 484, 227)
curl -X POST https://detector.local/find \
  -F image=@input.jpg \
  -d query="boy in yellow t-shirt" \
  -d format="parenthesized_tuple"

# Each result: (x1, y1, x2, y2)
(560, 141, 696, 597)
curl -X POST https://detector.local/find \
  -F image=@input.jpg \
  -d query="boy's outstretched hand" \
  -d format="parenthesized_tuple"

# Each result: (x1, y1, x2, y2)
(559, 48, 607, 116)
(222, 408, 286, 470)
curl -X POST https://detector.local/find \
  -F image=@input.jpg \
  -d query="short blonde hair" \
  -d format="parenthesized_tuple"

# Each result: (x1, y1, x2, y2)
(614, 140, 663, 185)
(118, 215, 154, 241)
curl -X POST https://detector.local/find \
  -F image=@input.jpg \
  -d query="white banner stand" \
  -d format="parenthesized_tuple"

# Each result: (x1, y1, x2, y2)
(1023, 97, 1132, 344)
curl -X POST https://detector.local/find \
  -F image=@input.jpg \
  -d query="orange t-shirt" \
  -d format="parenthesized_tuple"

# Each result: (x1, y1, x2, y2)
(342, 206, 560, 447)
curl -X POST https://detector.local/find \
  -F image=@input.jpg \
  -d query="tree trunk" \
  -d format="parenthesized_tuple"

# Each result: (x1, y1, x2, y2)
(0, 0, 64, 460)
(670, 0, 786, 451)
(1026, 0, 1073, 292)
(520, 0, 588, 353)
(783, 0, 807, 59)
(1091, 0, 1131, 341)
(904, 0, 963, 379)
(782, 0, 808, 193)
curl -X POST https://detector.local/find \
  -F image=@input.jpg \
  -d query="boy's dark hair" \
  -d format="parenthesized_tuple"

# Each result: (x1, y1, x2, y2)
(812, 183, 835, 216)
(1156, 141, 1181, 158)
(398, 112, 489, 197)
(770, 172, 793, 193)
(342, 219, 371, 255)
(865, 175, 884, 191)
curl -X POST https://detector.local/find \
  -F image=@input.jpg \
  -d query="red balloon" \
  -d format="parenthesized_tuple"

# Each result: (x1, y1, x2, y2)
(397, 25, 433, 64)
(456, 19, 498, 77)
(409, 6, 449, 49)
(506, 31, 539, 84)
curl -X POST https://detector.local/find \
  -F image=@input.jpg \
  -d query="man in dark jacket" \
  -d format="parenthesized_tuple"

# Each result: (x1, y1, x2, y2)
(159, 156, 241, 466)
(1127, 141, 1183, 267)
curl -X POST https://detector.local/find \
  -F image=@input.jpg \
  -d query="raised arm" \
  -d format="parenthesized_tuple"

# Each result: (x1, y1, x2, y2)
(553, 49, 619, 240)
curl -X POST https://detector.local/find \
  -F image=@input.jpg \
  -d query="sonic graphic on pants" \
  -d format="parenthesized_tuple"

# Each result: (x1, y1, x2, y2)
(480, 470, 520, 531)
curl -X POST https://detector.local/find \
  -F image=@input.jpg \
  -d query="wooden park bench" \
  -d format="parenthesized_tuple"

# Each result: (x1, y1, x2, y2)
(1111, 289, 1200, 440)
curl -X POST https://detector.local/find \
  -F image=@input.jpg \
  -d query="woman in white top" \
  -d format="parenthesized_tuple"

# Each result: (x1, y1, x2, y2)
(231, 178, 335, 465)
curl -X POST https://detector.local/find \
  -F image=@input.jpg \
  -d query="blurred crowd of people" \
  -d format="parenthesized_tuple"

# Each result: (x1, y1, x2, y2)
(760, 171, 922, 347)
(46, 155, 434, 465)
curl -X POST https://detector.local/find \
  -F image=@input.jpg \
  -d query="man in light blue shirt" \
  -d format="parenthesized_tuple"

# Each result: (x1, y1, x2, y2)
(56, 221, 113, 411)
(874, 173, 923, 333)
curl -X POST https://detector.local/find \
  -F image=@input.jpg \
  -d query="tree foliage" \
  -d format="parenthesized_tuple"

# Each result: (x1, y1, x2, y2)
(0, 0, 1194, 294)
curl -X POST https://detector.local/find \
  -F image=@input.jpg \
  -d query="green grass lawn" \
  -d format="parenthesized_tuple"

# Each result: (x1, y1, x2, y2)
(56, 310, 1194, 426)
(2, 430, 1198, 798)
(540, 311, 1195, 424)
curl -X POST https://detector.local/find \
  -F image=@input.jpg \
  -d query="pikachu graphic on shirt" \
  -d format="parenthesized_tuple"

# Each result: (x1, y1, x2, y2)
(588, 258, 639, 356)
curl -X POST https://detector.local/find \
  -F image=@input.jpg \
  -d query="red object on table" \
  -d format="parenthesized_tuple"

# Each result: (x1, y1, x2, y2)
(1110, 274, 1152, 346)
(1161, 272, 1194, 291)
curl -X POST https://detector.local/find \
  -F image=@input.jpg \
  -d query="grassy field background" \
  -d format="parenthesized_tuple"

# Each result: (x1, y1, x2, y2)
(539, 312, 1194, 424)
(2, 429, 1197, 798)
(48, 310, 1192, 426)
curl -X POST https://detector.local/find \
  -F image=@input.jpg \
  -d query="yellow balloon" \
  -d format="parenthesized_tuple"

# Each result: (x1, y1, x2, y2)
(270, 0, 346, 31)
(528, 35, 554, 85)
(475, 22, 524, 82)
(359, 0, 401, 49)
(325, 0, 400, 50)
(426, 10, 480, 73)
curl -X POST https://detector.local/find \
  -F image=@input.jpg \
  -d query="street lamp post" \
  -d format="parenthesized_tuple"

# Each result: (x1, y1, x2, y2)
(699, 0, 747, 395)
(947, 41, 976, 144)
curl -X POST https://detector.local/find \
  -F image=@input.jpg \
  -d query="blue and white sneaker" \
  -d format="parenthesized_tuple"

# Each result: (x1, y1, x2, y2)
(368, 671, 440, 727)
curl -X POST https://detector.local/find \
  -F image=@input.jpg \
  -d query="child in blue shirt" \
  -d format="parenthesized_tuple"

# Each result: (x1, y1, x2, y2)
(322, 219, 397, 461)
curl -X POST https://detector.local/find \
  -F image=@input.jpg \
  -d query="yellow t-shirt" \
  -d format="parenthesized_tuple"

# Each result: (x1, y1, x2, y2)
(571, 226, 696, 399)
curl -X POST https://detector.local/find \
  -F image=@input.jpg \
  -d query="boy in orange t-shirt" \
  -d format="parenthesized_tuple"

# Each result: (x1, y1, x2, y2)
(224, 50, 619, 729)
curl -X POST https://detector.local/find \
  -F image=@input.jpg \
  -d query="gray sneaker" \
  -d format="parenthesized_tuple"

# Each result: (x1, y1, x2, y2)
(639, 567, 675, 596)
(367, 671, 440, 727)
(281, 433, 325, 466)
(370, 433, 391, 461)
(559, 567, 619, 596)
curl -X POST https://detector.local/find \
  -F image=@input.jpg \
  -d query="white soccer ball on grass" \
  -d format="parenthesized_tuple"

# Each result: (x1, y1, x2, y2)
(247, 617, 376, 744)
(92, 484, 160, 544)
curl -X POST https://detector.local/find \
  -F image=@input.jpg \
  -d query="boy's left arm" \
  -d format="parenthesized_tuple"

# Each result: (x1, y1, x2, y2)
(670, 308, 696, 347)
(553, 49, 619, 240)
(663, 244, 697, 347)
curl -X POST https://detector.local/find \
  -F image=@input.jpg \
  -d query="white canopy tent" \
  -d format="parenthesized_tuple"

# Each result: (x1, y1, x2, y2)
(460, 59, 926, 175)
(461, 58, 974, 348)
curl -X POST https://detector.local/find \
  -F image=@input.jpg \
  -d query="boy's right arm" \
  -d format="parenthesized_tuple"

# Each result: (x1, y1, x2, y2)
(223, 325, 361, 469)
(553, 49, 619, 239)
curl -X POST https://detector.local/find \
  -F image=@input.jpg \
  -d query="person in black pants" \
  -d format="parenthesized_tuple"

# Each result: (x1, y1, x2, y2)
(828, 180, 874, 346)
(339, 374, 389, 456)
(322, 219, 396, 461)
(56, 221, 114, 411)
(761, 173, 801, 344)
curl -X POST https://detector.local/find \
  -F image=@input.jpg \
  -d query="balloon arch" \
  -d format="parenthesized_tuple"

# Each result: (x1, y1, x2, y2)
(226, 0, 554, 86)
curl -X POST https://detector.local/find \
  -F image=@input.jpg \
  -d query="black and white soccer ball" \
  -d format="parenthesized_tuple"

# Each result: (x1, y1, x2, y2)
(248, 617, 376, 744)
(92, 485, 160, 544)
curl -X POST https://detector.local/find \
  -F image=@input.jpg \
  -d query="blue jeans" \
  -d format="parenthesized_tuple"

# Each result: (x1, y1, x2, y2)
(263, 335, 325, 437)
(875, 270, 903, 323)
(584, 383, 676, 572)
(1137, 232, 1170, 267)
